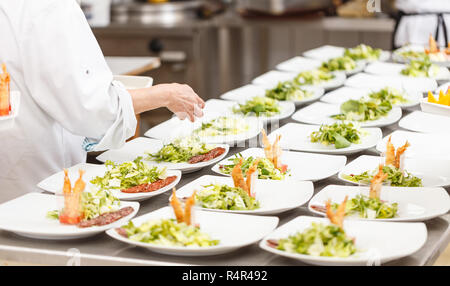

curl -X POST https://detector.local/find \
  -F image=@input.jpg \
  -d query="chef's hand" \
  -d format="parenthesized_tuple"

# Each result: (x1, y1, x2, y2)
(129, 83, 205, 122)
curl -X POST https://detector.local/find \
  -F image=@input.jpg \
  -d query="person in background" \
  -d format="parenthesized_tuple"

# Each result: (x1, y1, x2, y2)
(0, 0, 204, 202)
(393, 0, 450, 48)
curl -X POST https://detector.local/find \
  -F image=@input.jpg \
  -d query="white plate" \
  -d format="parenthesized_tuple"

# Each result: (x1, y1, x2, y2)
(97, 137, 229, 174)
(399, 111, 450, 133)
(393, 44, 450, 67)
(173, 175, 314, 215)
(0, 193, 139, 240)
(338, 155, 450, 187)
(320, 86, 422, 108)
(220, 84, 325, 107)
(268, 122, 382, 155)
(291, 102, 402, 128)
(345, 73, 437, 93)
(275, 56, 322, 73)
(106, 206, 279, 256)
(420, 98, 450, 117)
(37, 163, 181, 201)
(364, 62, 450, 81)
(0, 91, 20, 131)
(303, 45, 390, 62)
(308, 185, 450, 222)
(144, 115, 263, 146)
(212, 147, 347, 182)
(259, 216, 427, 265)
(376, 130, 450, 160)
(252, 70, 346, 91)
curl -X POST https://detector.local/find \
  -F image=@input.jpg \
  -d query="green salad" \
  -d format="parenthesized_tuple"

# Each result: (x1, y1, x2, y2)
(119, 219, 219, 247)
(400, 59, 439, 77)
(321, 56, 357, 72)
(331, 99, 392, 122)
(147, 137, 213, 163)
(332, 194, 398, 219)
(47, 189, 121, 221)
(368, 87, 409, 105)
(90, 157, 167, 190)
(233, 96, 281, 116)
(276, 222, 357, 257)
(343, 165, 422, 187)
(310, 122, 364, 149)
(194, 116, 249, 137)
(344, 44, 382, 61)
(265, 81, 313, 101)
(196, 184, 260, 211)
(397, 50, 429, 61)
(294, 69, 335, 85)
(218, 154, 287, 180)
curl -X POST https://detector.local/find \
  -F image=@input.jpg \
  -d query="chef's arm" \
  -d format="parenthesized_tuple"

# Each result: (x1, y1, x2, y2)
(128, 83, 205, 122)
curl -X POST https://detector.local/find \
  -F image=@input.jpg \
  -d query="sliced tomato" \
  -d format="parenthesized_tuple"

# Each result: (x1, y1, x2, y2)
(59, 214, 81, 225)
(280, 164, 288, 173)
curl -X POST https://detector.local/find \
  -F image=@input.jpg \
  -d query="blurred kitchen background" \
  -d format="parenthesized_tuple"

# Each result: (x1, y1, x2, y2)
(82, 0, 398, 132)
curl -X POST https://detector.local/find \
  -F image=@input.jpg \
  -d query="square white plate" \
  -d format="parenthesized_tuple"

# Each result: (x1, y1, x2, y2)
(345, 73, 437, 93)
(376, 130, 450, 160)
(144, 115, 263, 146)
(320, 86, 422, 108)
(97, 137, 229, 174)
(308, 185, 450, 222)
(37, 163, 181, 201)
(0, 193, 139, 240)
(212, 147, 347, 182)
(106, 206, 279, 256)
(364, 62, 450, 81)
(399, 111, 450, 133)
(252, 70, 346, 91)
(420, 98, 450, 117)
(338, 155, 450, 187)
(275, 56, 322, 73)
(291, 102, 402, 128)
(173, 175, 314, 215)
(268, 122, 382, 155)
(220, 84, 325, 107)
(259, 216, 427, 265)
(303, 45, 390, 62)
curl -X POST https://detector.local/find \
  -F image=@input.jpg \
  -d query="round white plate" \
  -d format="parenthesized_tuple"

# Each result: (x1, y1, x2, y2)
(399, 111, 450, 133)
(364, 61, 450, 82)
(345, 73, 437, 93)
(106, 206, 279, 256)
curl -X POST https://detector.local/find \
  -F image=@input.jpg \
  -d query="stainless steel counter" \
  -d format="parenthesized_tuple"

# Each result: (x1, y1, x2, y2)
(0, 109, 448, 266)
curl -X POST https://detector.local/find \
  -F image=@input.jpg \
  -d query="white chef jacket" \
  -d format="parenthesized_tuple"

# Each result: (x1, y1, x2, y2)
(0, 0, 137, 202)
(395, 0, 450, 48)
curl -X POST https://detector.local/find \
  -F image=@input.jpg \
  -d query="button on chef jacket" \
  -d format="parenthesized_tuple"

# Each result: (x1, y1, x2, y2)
(0, 0, 137, 202)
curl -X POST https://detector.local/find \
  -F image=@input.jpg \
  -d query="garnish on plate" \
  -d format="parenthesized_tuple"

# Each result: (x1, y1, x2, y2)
(115, 189, 219, 247)
(294, 68, 335, 86)
(233, 96, 281, 116)
(193, 116, 249, 137)
(312, 166, 399, 219)
(344, 44, 382, 61)
(343, 137, 422, 187)
(90, 157, 177, 194)
(0, 64, 11, 116)
(195, 160, 260, 211)
(367, 87, 409, 106)
(146, 137, 225, 164)
(265, 81, 313, 101)
(320, 56, 357, 72)
(218, 129, 289, 180)
(427, 88, 450, 106)
(331, 98, 392, 122)
(310, 122, 364, 149)
(269, 198, 357, 258)
(47, 169, 133, 228)
(400, 58, 439, 78)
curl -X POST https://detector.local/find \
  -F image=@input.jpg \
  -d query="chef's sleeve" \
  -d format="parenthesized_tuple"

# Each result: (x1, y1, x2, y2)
(18, 0, 137, 151)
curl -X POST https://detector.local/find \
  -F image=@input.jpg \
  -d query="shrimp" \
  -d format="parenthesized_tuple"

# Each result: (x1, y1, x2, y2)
(63, 169, 72, 195)
(325, 196, 348, 229)
(385, 136, 396, 166)
(245, 159, 260, 197)
(170, 188, 185, 223)
(73, 169, 86, 193)
(183, 191, 196, 225)
(394, 141, 410, 169)
(427, 34, 438, 54)
(261, 129, 273, 162)
(231, 158, 247, 191)
(261, 129, 284, 171)
(370, 164, 388, 199)
(272, 135, 282, 169)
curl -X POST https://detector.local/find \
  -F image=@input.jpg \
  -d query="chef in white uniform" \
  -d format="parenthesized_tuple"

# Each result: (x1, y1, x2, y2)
(0, 0, 204, 202)
(394, 0, 450, 48)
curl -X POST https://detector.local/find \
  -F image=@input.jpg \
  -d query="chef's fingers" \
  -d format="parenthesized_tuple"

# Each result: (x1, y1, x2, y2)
(194, 103, 204, 118)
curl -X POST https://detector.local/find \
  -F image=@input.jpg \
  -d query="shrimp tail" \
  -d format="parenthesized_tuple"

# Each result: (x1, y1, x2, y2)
(170, 188, 185, 223)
